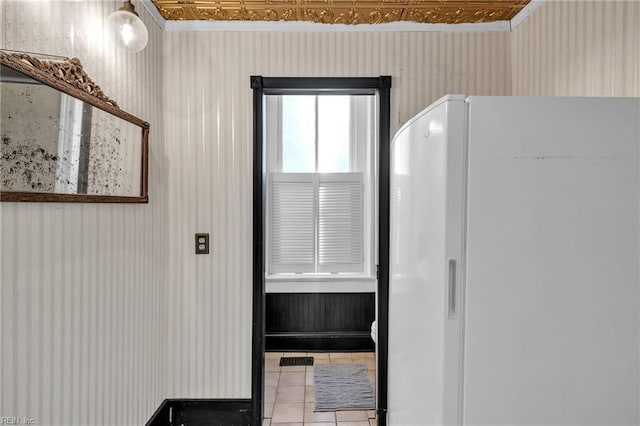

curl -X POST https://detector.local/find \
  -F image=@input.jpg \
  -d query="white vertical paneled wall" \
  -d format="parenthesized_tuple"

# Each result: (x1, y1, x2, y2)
(512, 0, 640, 96)
(163, 30, 511, 397)
(0, 1, 166, 425)
(513, 2, 640, 420)
(4, 0, 638, 421)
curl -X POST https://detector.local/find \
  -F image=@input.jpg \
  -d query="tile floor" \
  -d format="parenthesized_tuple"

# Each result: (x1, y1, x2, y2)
(263, 351, 377, 426)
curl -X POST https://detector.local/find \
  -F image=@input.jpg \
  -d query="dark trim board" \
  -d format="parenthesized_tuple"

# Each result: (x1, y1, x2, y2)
(376, 74, 392, 425)
(266, 331, 374, 352)
(251, 75, 266, 426)
(265, 292, 375, 352)
(252, 76, 392, 426)
(254, 76, 388, 92)
(146, 399, 252, 426)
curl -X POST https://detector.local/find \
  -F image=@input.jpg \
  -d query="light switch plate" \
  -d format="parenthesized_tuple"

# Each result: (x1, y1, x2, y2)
(195, 233, 209, 254)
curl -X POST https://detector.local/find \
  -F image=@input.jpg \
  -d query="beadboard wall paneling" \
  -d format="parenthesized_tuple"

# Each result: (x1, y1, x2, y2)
(512, 0, 640, 96)
(162, 30, 511, 398)
(266, 293, 375, 332)
(0, 1, 166, 425)
(265, 293, 376, 351)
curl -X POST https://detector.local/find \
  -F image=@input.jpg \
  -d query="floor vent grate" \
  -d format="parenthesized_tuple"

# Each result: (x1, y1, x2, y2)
(279, 356, 314, 366)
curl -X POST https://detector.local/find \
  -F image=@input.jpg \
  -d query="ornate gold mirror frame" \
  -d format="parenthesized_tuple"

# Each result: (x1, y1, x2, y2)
(0, 51, 149, 203)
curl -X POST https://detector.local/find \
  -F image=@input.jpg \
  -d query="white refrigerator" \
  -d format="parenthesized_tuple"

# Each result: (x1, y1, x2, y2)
(387, 95, 640, 425)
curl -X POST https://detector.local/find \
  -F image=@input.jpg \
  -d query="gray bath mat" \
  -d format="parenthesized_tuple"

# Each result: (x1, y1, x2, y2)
(314, 363, 375, 411)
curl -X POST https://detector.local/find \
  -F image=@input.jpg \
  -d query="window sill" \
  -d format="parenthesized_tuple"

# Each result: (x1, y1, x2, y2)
(265, 275, 376, 293)
(266, 274, 375, 282)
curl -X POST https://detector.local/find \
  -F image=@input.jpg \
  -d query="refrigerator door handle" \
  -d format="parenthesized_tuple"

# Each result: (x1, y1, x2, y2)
(448, 259, 457, 319)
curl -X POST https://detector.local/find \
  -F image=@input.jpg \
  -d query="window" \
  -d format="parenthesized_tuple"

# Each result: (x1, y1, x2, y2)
(265, 94, 376, 277)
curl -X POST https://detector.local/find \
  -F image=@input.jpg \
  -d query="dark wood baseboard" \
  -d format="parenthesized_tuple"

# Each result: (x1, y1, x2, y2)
(146, 399, 252, 426)
(266, 331, 374, 352)
(146, 399, 172, 426)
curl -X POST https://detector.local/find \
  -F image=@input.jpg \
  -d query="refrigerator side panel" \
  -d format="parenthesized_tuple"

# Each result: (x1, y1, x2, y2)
(388, 98, 466, 426)
(463, 97, 640, 425)
(442, 100, 468, 426)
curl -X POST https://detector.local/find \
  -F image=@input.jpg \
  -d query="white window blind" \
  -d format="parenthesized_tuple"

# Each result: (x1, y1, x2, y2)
(269, 174, 315, 273)
(268, 172, 363, 274)
(318, 174, 363, 273)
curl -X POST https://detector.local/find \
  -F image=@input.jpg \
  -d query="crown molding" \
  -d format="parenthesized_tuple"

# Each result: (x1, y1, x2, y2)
(139, 0, 544, 33)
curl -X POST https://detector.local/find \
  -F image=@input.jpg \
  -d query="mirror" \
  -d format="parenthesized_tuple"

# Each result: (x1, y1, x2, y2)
(0, 50, 149, 202)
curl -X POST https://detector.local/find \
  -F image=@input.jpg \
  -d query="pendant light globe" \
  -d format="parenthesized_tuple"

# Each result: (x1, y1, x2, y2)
(107, 1, 148, 53)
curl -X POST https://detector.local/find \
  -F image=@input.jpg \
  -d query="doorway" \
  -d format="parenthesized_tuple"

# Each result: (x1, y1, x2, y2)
(251, 76, 391, 426)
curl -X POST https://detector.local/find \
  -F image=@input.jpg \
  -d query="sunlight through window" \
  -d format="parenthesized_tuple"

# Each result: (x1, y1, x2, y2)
(282, 95, 315, 173)
(318, 96, 350, 172)
(282, 95, 351, 173)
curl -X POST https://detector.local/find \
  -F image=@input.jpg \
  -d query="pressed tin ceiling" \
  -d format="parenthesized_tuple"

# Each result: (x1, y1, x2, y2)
(151, 0, 532, 25)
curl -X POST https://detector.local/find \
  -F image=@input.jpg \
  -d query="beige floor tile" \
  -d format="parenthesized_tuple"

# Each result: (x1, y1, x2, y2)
(336, 410, 369, 421)
(281, 364, 307, 372)
(270, 423, 303, 426)
(284, 351, 308, 357)
(265, 352, 283, 360)
(304, 385, 315, 403)
(352, 357, 372, 363)
(262, 419, 271, 426)
(279, 371, 305, 386)
(265, 386, 277, 404)
(276, 385, 306, 402)
(265, 371, 280, 387)
(271, 402, 304, 423)
(265, 352, 380, 424)
(308, 352, 330, 359)
(332, 358, 356, 364)
(303, 403, 336, 422)
(265, 359, 282, 372)
(330, 353, 353, 361)
(351, 352, 375, 360)
(305, 370, 314, 386)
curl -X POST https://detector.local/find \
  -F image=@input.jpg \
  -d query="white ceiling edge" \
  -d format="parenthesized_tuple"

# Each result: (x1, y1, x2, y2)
(165, 19, 511, 32)
(510, 0, 545, 30)
(139, 0, 543, 33)
(140, 0, 166, 30)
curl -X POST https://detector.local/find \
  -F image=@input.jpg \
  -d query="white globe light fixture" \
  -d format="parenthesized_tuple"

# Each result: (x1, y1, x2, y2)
(108, 0, 148, 53)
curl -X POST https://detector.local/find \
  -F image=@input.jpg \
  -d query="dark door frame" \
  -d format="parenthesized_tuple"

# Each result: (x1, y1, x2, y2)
(251, 75, 392, 426)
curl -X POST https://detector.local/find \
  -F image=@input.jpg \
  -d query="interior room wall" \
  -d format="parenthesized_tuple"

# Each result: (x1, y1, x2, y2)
(162, 30, 512, 398)
(512, 1, 640, 420)
(6, 0, 638, 421)
(512, 0, 640, 96)
(0, 1, 167, 425)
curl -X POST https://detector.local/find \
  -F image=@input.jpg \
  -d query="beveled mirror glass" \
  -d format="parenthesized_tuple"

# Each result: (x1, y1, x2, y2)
(0, 50, 149, 202)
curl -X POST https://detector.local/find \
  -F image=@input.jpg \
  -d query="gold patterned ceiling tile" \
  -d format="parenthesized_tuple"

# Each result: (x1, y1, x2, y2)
(152, 0, 531, 25)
